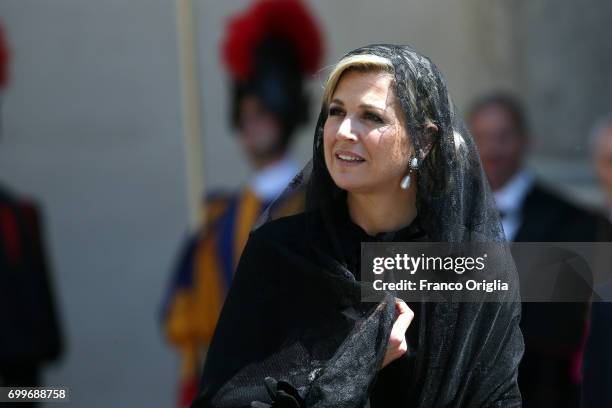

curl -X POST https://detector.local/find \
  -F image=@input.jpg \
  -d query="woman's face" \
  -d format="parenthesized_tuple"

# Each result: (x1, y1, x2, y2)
(324, 70, 412, 194)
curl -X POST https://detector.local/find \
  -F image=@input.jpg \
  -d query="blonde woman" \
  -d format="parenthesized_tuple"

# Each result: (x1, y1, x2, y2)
(192, 44, 523, 408)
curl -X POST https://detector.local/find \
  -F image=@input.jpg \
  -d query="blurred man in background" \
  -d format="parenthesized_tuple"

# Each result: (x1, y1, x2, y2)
(582, 114, 612, 407)
(0, 22, 64, 405)
(160, 1, 323, 406)
(592, 115, 612, 221)
(468, 92, 606, 407)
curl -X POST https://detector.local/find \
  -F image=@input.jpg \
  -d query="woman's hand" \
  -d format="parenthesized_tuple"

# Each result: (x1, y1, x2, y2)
(381, 299, 414, 369)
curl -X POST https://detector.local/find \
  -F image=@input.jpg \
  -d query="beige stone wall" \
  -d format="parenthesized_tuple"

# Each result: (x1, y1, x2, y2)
(465, 0, 612, 206)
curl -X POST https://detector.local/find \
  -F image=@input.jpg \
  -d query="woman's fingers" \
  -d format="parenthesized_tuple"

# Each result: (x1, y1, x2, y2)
(381, 299, 414, 368)
(393, 298, 414, 335)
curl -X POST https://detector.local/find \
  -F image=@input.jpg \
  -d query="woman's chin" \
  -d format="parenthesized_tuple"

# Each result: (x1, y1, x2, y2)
(332, 176, 370, 193)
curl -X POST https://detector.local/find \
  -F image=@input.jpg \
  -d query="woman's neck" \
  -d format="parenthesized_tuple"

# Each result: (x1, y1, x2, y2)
(346, 181, 417, 236)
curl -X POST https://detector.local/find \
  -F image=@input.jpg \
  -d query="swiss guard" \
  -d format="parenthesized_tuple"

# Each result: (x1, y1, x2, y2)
(160, 1, 324, 406)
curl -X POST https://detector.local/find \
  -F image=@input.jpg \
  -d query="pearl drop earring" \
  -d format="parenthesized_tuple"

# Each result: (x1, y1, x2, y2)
(400, 156, 419, 190)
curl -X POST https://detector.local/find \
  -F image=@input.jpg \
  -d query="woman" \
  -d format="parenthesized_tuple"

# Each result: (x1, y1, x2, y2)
(192, 44, 523, 407)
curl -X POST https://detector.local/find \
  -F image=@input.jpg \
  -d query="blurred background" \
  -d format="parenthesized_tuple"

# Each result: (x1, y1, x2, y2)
(0, 0, 611, 406)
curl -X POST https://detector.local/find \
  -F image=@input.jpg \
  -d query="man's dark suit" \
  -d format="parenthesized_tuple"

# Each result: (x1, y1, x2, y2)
(511, 182, 611, 408)
(583, 282, 612, 407)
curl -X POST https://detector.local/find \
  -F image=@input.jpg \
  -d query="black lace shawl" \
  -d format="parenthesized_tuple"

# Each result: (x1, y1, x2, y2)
(192, 44, 523, 408)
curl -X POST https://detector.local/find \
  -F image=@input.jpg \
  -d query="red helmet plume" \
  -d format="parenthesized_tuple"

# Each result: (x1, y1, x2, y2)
(221, 0, 324, 82)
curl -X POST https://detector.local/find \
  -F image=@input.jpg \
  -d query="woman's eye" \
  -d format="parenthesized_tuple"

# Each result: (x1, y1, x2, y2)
(364, 112, 384, 124)
(329, 107, 344, 117)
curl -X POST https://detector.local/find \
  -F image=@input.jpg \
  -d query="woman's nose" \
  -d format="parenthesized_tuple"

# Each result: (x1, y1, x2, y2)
(337, 117, 358, 142)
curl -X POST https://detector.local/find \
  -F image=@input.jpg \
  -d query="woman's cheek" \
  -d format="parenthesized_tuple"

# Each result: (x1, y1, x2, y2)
(383, 137, 409, 177)
(392, 129, 411, 161)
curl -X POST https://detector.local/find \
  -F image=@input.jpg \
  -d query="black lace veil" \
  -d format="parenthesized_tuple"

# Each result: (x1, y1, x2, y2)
(194, 44, 522, 408)
(255, 44, 505, 245)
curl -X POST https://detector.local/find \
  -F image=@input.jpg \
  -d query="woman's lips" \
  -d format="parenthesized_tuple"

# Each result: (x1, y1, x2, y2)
(335, 150, 365, 166)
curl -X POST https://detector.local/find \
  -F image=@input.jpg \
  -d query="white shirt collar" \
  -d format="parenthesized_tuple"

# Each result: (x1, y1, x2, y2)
(493, 169, 535, 241)
(493, 169, 535, 215)
(249, 155, 300, 202)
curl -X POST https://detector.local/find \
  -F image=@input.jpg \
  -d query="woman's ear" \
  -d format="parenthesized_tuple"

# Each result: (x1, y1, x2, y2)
(416, 123, 439, 160)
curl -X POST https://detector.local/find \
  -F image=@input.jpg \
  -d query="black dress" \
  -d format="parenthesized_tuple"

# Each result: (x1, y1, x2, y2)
(331, 201, 428, 407)
(192, 202, 523, 407)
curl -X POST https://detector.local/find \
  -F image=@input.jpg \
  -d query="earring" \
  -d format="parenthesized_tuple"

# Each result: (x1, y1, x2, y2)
(400, 156, 419, 190)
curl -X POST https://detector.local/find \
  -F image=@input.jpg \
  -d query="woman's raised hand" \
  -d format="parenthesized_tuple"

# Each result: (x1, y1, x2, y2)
(381, 299, 414, 369)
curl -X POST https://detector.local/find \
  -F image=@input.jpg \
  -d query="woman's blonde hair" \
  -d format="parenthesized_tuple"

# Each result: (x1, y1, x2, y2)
(322, 54, 395, 108)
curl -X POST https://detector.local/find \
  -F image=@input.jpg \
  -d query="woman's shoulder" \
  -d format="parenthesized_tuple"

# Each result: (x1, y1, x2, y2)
(237, 211, 326, 270)
(250, 211, 321, 245)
